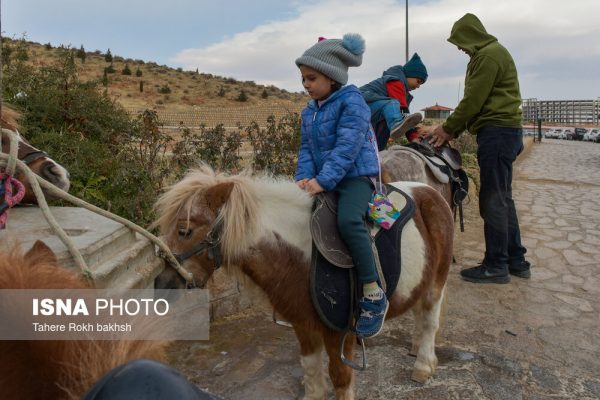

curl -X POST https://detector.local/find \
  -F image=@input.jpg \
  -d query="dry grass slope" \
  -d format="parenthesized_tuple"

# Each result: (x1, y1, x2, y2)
(12, 39, 307, 125)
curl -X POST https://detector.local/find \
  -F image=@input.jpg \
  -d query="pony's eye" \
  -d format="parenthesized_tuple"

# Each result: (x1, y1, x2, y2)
(178, 228, 193, 238)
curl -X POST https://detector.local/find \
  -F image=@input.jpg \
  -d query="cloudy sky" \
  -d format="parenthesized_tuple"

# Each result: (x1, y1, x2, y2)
(4, 0, 600, 113)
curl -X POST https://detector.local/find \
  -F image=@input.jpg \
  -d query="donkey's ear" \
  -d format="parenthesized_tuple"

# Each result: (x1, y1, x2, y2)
(25, 240, 58, 264)
(204, 182, 234, 213)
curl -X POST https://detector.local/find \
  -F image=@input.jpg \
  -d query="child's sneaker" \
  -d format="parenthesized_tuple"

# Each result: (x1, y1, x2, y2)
(355, 287, 389, 338)
(389, 113, 423, 141)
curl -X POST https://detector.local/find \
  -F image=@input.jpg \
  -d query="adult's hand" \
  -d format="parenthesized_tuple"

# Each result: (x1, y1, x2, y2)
(426, 125, 452, 147)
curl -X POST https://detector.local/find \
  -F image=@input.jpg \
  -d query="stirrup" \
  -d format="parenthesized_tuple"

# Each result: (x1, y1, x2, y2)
(340, 331, 367, 371)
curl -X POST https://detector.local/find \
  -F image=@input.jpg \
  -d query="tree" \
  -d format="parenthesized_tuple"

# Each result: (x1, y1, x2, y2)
(122, 64, 132, 75)
(261, 88, 269, 99)
(76, 45, 86, 63)
(104, 48, 113, 62)
(135, 67, 142, 77)
(139, 80, 144, 92)
(236, 89, 248, 102)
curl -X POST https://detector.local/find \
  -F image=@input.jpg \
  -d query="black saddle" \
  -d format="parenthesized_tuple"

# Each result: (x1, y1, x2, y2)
(309, 185, 415, 332)
(404, 139, 469, 206)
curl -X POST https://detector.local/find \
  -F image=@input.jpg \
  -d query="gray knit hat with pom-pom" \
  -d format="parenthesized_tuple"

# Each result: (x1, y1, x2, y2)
(295, 33, 365, 85)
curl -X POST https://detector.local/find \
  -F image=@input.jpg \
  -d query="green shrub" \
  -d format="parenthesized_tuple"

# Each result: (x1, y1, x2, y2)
(158, 85, 171, 94)
(246, 114, 301, 176)
(104, 48, 113, 62)
(122, 64, 132, 75)
(236, 89, 248, 102)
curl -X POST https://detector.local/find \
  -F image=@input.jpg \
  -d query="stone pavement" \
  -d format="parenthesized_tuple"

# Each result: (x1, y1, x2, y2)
(167, 138, 600, 399)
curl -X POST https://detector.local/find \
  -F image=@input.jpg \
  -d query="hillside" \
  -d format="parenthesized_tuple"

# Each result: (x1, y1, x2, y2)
(4, 38, 307, 125)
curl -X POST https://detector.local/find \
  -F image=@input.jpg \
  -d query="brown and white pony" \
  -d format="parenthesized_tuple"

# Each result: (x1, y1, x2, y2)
(0, 241, 166, 400)
(1, 105, 70, 204)
(154, 166, 454, 399)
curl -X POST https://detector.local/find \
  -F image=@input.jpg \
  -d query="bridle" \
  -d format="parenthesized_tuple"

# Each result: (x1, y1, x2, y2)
(172, 218, 224, 271)
(1, 127, 49, 167)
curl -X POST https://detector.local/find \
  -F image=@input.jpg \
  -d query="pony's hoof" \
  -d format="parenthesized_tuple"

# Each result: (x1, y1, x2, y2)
(411, 369, 431, 384)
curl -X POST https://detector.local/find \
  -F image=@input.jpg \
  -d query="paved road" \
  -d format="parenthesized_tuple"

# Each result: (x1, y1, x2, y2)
(168, 139, 600, 399)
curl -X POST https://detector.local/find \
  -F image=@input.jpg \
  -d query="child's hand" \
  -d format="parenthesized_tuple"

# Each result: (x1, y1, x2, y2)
(304, 178, 324, 196)
(296, 178, 309, 189)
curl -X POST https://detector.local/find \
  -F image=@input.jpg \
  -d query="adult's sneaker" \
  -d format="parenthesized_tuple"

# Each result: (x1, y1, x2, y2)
(509, 260, 531, 278)
(460, 263, 510, 284)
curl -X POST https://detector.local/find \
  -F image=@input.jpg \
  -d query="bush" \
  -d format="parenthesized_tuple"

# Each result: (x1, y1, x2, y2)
(246, 114, 301, 176)
(104, 63, 115, 74)
(104, 48, 113, 62)
(122, 64, 132, 75)
(158, 85, 171, 94)
(236, 89, 248, 102)
(135, 67, 142, 77)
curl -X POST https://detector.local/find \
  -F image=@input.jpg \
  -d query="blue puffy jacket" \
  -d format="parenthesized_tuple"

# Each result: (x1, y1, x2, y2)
(294, 85, 379, 191)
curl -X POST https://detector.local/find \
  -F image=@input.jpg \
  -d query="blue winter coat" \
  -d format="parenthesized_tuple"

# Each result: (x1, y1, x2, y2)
(294, 85, 379, 191)
(359, 65, 413, 106)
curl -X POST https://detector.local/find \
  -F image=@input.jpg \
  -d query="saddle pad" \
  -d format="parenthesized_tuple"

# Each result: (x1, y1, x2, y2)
(310, 186, 415, 331)
(311, 187, 410, 269)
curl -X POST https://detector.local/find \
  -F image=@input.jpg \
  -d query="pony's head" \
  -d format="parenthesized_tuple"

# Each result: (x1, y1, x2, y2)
(1, 104, 71, 204)
(153, 165, 262, 289)
(153, 165, 313, 289)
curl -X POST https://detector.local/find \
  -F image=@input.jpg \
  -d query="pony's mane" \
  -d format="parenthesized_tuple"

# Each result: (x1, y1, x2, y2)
(154, 165, 313, 263)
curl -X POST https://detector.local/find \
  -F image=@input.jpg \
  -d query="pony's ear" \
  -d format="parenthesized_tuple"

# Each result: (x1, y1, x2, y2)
(204, 182, 234, 213)
(25, 240, 58, 264)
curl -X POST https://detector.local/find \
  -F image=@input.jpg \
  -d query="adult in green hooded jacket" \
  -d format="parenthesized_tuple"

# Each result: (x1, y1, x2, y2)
(426, 13, 531, 284)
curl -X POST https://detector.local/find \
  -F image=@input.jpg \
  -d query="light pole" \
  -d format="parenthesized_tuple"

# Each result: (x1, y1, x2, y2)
(405, 0, 409, 62)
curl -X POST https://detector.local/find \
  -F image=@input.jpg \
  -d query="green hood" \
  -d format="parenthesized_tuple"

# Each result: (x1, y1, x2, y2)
(448, 13, 497, 54)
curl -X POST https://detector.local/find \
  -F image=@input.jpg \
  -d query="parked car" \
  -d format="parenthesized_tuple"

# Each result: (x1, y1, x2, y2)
(562, 128, 574, 140)
(590, 129, 600, 143)
(546, 128, 561, 139)
(574, 127, 587, 141)
(583, 128, 600, 142)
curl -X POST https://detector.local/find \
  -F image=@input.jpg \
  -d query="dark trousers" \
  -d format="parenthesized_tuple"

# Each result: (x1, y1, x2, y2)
(477, 126, 527, 270)
(335, 177, 378, 283)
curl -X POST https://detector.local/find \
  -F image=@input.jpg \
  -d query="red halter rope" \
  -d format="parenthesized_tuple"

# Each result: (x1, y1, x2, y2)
(0, 172, 26, 229)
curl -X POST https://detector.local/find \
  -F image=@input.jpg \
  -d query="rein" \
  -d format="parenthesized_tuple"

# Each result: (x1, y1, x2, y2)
(172, 219, 224, 272)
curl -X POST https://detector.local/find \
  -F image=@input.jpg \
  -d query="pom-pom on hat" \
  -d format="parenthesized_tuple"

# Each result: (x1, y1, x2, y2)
(295, 33, 365, 85)
(403, 52, 428, 82)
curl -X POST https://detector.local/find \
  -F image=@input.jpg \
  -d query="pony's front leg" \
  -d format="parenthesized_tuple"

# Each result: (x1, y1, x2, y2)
(295, 327, 327, 400)
(323, 331, 355, 400)
(412, 284, 445, 383)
